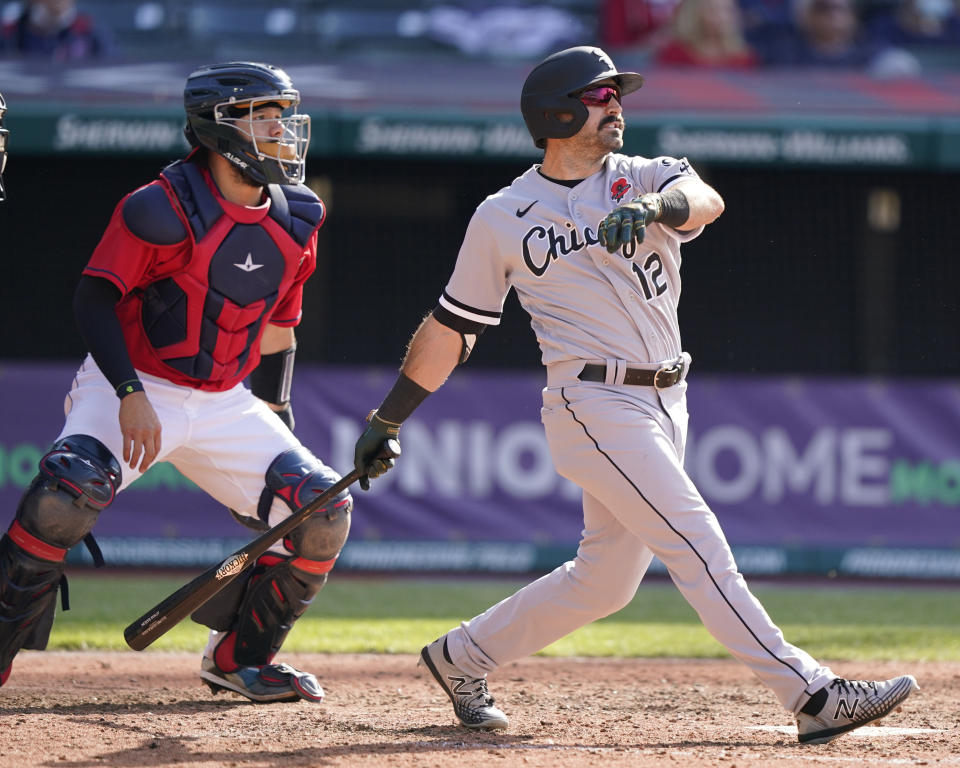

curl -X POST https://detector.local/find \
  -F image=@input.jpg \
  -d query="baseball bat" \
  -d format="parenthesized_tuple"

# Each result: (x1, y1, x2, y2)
(123, 467, 363, 651)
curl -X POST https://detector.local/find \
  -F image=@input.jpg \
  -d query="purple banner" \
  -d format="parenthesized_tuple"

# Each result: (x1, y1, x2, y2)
(685, 378, 960, 547)
(1, 361, 958, 549)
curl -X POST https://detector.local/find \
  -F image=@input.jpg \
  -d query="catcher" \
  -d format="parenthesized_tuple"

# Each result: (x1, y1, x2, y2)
(0, 63, 356, 703)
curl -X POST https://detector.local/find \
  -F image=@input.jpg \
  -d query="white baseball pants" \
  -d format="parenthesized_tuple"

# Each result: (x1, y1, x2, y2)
(57, 356, 304, 531)
(446, 368, 833, 713)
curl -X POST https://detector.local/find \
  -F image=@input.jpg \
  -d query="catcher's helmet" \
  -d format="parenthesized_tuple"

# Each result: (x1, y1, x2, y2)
(0, 92, 7, 201)
(520, 46, 644, 149)
(184, 61, 310, 185)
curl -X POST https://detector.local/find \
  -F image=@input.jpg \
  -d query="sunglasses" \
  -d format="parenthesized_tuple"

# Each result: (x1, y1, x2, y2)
(578, 85, 621, 107)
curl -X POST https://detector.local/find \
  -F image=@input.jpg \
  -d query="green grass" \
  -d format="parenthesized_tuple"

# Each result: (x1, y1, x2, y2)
(47, 573, 960, 662)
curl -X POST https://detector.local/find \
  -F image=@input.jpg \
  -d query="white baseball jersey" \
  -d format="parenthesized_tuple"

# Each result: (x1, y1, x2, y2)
(438, 153, 834, 714)
(439, 153, 703, 365)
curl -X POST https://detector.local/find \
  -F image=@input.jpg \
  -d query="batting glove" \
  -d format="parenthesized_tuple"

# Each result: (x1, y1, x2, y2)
(597, 193, 663, 254)
(354, 410, 402, 491)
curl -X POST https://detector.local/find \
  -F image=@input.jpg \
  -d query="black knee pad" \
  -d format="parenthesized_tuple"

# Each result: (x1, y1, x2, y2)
(257, 446, 353, 564)
(285, 503, 352, 565)
(17, 435, 120, 548)
(1, 435, 120, 671)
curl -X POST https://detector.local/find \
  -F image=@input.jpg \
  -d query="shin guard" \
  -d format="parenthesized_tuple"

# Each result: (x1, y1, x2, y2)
(0, 435, 119, 684)
(0, 524, 67, 679)
(210, 554, 329, 670)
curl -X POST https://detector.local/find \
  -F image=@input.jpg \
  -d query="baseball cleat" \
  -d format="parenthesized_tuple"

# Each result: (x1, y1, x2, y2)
(419, 636, 509, 730)
(796, 674, 917, 744)
(199, 657, 324, 703)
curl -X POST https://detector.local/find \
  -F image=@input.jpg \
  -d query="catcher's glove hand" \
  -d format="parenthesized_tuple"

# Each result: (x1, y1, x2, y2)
(597, 193, 663, 254)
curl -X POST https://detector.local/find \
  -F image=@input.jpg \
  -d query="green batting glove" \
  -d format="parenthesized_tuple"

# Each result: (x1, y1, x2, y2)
(354, 411, 402, 491)
(597, 193, 663, 254)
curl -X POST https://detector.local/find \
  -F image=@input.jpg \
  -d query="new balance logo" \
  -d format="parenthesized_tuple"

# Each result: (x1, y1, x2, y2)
(834, 697, 860, 719)
(448, 675, 474, 699)
(234, 253, 264, 272)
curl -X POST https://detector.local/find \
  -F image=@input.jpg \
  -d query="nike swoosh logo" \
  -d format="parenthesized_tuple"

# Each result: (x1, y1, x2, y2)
(516, 201, 537, 218)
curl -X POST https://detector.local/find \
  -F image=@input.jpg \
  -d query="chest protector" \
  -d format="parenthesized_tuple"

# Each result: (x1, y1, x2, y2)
(140, 161, 322, 387)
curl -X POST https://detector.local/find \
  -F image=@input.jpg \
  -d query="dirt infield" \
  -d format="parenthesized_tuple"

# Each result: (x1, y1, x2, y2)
(1, 652, 955, 768)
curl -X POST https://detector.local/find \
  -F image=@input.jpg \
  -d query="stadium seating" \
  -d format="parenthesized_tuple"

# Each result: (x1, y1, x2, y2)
(65, 0, 601, 62)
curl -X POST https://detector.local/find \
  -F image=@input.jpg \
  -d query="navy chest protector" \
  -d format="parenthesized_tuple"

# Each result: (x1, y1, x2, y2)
(140, 161, 323, 383)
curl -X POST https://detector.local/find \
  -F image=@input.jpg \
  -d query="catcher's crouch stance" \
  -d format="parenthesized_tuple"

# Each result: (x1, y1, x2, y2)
(0, 63, 351, 704)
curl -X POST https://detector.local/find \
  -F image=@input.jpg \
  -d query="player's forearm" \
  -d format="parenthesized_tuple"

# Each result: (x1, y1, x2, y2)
(672, 180, 724, 230)
(260, 323, 295, 355)
(252, 324, 296, 419)
(367, 315, 461, 430)
(73, 275, 142, 399)
(400, 314, 462, 392)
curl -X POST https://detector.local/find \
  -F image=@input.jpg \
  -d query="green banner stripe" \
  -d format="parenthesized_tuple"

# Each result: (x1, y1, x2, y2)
(8, 107, 960, 169)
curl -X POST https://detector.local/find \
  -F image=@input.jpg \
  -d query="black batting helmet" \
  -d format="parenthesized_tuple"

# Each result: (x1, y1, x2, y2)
(520, 46, 644, 149)
(0, 92, 7, 201)
(184, 61, 310, 185)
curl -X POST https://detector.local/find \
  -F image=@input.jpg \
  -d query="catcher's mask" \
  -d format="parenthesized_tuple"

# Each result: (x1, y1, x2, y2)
(183, 61, 310, 185)
(0, 92, 7, 201)
(520, 46, 644, 150)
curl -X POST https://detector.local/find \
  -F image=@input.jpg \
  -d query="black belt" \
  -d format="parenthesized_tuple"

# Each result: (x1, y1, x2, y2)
(578, 362, 684, 388)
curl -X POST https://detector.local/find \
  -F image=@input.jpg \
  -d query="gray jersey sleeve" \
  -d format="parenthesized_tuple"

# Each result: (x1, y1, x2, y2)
(636, 156, 703, 243)
(439, 207, 510, 327)
(640, 155, 698, 194)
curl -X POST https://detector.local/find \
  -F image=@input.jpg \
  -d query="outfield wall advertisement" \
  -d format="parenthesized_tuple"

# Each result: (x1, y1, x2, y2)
(1, 362, 958, 577)
(12, 109, 957, 170)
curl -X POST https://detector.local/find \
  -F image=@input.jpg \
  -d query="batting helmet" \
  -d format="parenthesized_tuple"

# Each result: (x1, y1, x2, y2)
(183, 62, 310, 186)
(520, 47, 644, 149)
(0, 92, 8, 201)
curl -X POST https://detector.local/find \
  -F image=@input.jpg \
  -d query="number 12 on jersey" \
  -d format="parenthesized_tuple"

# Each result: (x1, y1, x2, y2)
(632, 252, 667, 300)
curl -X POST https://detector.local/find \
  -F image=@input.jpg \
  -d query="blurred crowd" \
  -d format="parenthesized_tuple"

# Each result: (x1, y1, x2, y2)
(0, 0, 113, 60)
(602, 0, 960, 74)
(1, 0, 958, 75)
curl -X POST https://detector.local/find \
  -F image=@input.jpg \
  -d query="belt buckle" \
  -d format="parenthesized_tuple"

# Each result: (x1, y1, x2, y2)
(654, 363, 681, 390)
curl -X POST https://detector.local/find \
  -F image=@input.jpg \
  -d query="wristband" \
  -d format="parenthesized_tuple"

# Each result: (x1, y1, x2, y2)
(656, 188, 690, 228)
(375, 373, 431, 425)
(250, 346, 296, 405)
(115, 379, 145, 400)
(367, 410, 401, 437)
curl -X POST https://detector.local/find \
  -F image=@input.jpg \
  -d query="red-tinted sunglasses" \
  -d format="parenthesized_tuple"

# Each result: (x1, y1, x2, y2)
(578, 85, 621, 107)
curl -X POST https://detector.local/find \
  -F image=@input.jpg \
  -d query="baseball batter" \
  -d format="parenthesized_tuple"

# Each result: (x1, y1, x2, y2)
(354, 46, 916, 744)
(0, 63, 352, 703)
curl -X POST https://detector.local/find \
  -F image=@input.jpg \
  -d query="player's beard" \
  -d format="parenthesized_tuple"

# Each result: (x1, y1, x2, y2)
(596, 115, 625, 152)
(229, 160, 263, 190)
(569, 116, 623, 161)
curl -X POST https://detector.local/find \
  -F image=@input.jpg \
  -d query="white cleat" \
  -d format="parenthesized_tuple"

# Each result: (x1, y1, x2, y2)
(796, 674, 918, 744)
(419, 636, 509, 730)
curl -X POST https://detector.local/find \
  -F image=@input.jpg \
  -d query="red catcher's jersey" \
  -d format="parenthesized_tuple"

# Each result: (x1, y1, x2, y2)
(83, 161, 323, 391)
